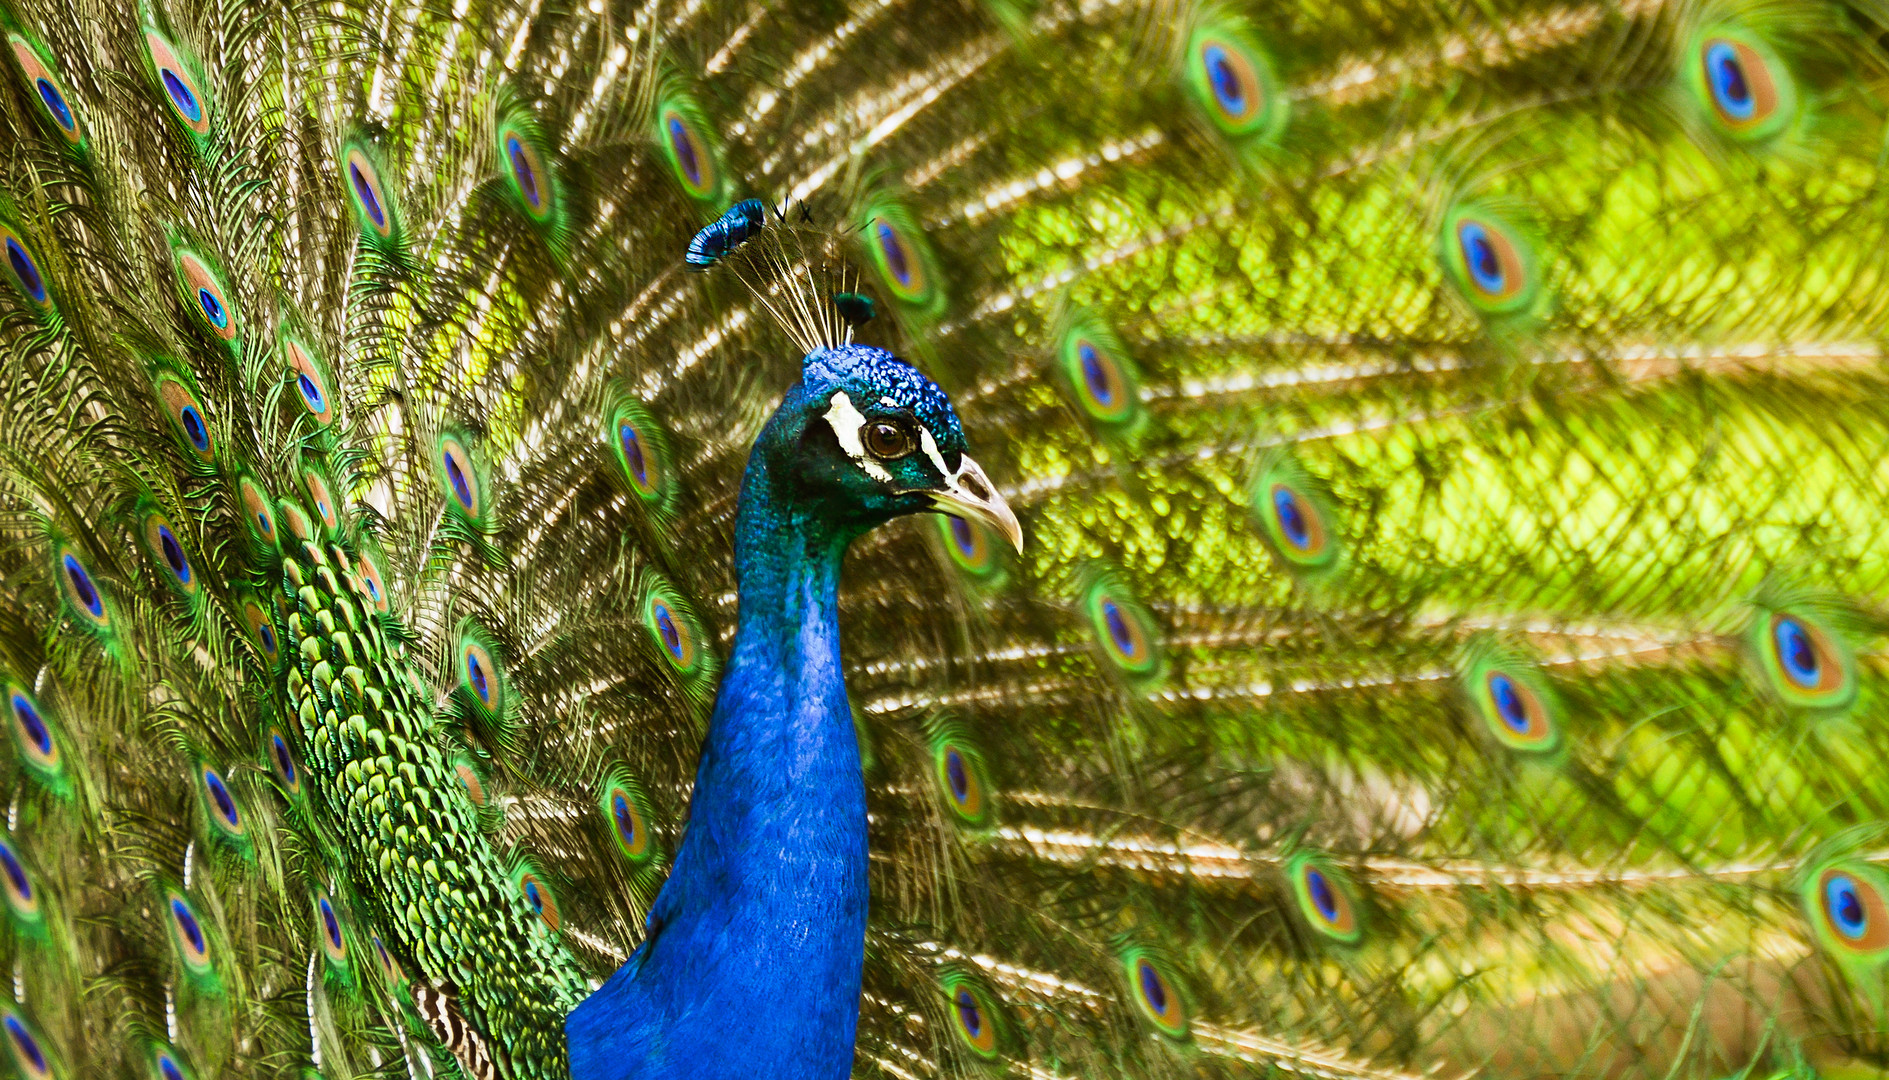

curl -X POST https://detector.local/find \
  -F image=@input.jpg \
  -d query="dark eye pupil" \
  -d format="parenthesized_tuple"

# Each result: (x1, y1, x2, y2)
(867, 423, 906, 456)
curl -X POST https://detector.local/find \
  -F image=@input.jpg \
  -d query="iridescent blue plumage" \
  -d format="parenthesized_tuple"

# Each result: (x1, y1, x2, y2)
(685, 199, 766, 270)
(567, 346, 1019, 1080)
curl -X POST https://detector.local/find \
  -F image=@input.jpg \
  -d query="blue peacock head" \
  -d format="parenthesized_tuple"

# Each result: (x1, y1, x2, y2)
(756, 344, 1022, 550)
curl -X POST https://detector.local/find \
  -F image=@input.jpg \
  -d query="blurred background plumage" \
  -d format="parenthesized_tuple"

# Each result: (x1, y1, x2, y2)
(1, 0, 1889, 1077)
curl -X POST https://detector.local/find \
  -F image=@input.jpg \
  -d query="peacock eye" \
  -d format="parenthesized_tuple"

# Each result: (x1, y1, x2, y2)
(862, 421, 911, 460)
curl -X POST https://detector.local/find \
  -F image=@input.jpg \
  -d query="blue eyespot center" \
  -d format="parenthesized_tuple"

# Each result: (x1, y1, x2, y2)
(1137, 959, 1167, 1013)
(178, 405, 209, 451)
(507, 135, 541, 208)
(948, 515, 979, 558)
(171, 897, 205, 953)
(4, 1016, 43, 1073)
(1272, 487, 1311, 550)
(159, 1054, 185, 1080)
(955, 989, 983, 1037)
(158, 526, 190, 581)
(0, 843, 31, 900)
(1773, 617, 1820, 688)
(524, 879, 544, 913)
(1706, 41, 1754, 119)
(1827, 874, 1868, 939)
(655, 603, 683, 660)
(667, 116, 702, 186)
(258, 622, 276, 653)
(1488, 674, 1529, 733)
(467, 652, 490, 703)
(1204, 44, 1244, 114)
(365, 575, 381, 601)
(319, 897, 342, 947)
(297, 372, 325, 412)
(63, 553, 101, 617)
(1307, 868, 1339, 922)
(945, 748, 970, 804)
(35, 79, 73, 132)
(11, 694, 50, 756)
(6, 238, 46, 304)
(350, 162, 386, 228)
(613, 793, 636, 844)
(444, 451, 473, 508)
(204, 769, 239, 826)
(1102, 598, 1136, 657)
(161, 68, 200, 122)
(1077, 343, 1115, 406)
(197, 287, 226, 328)
(875, 222, 911, 287)
(620, 424, 648, 485)
(272, 734, 296, 783)
(1459, 222, 1505, 294)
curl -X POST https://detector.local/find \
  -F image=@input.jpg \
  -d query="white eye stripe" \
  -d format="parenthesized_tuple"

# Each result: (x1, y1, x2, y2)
(822, 391, 894, 482)
(916, 424, 954, 483)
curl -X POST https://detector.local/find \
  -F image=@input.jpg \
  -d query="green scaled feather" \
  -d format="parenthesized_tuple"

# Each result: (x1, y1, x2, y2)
(1180, 4, 1288, 160)
(2, 15, 88, 155)
(1457, 636, 1568, 762)
(1247, 450, 1344, 585)
(924, 712, 997, 830)
(652, 69, 725, 206)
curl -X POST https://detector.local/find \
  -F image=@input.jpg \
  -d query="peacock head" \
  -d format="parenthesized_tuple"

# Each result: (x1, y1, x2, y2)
(759, 344, 1022, 551)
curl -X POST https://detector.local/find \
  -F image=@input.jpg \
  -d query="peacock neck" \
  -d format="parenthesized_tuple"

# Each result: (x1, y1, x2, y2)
(566, 439, 872, 1080)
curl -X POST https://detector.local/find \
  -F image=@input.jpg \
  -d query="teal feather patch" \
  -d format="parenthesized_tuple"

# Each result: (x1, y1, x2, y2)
(933, 513, 1011, 590)
(340, 132, 407, 262)
(1743, 590, 1860, 714)
(495, 91, 572, 257)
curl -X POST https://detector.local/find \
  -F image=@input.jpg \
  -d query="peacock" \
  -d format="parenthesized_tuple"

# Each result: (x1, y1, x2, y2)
(2, 0, 1889, 1077)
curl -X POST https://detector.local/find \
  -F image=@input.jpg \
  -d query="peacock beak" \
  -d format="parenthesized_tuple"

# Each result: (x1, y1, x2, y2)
(930, 453, 1024, 553)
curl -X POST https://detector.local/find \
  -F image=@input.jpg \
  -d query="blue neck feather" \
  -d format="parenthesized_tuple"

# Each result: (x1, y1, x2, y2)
(567, 385, 871, 1080)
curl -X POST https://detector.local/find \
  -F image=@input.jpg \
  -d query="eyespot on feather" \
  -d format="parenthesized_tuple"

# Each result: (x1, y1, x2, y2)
(200, 765, 245, 839)
(1082, 578, 1161, 679)
(241, 598, 281, 661)
(301, 465, 342, 537)
(153, 375, 214, 460)
(143, 512, 199, 598)
(357, 550, 390, 613)
(1117, 945, 1189, 1038)
(454, 757, 488, 807)
(265, 724, 300, 795)
(937, 514, 997, 578)
(313, 891, 347, 964)
(515, 869, 560, 930)
(458, 631, 505, 718)
(284, 336, 335, 425)
(933, 740, 993, 827)
(939, 972, 1006, 1059)
(174, 249, 236, 341)
(659, 107, 719, 200)
(54, 544, 109, 630)
(1685, 25, 1796, 143)
(144, 29, 209, 136)
(9, 35, 83, 145)
(1184, 25, 1284, 142)
(1438, 204, 1543, 319)
(343, 146, 393, 238)
(599, 775, 655, 864)
(238, 476, 278, 549)
(1748, 607, 1857, 712)
(1287, 852, 1365, 945)
(0, 837, 39, 925)
(5, 683, 61, 786)
(166, 890, 212, 972)
(0, 224, 51, 310)
(437, 435, 484, 522)
(2, 1011, 50, 1080)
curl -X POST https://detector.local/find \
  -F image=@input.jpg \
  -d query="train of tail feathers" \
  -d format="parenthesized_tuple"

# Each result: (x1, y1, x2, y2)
(3, 0, 1889, 1078)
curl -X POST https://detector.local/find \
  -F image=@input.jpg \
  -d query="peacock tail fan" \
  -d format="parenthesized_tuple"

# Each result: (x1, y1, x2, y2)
(2, 0, 1889, 1077)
